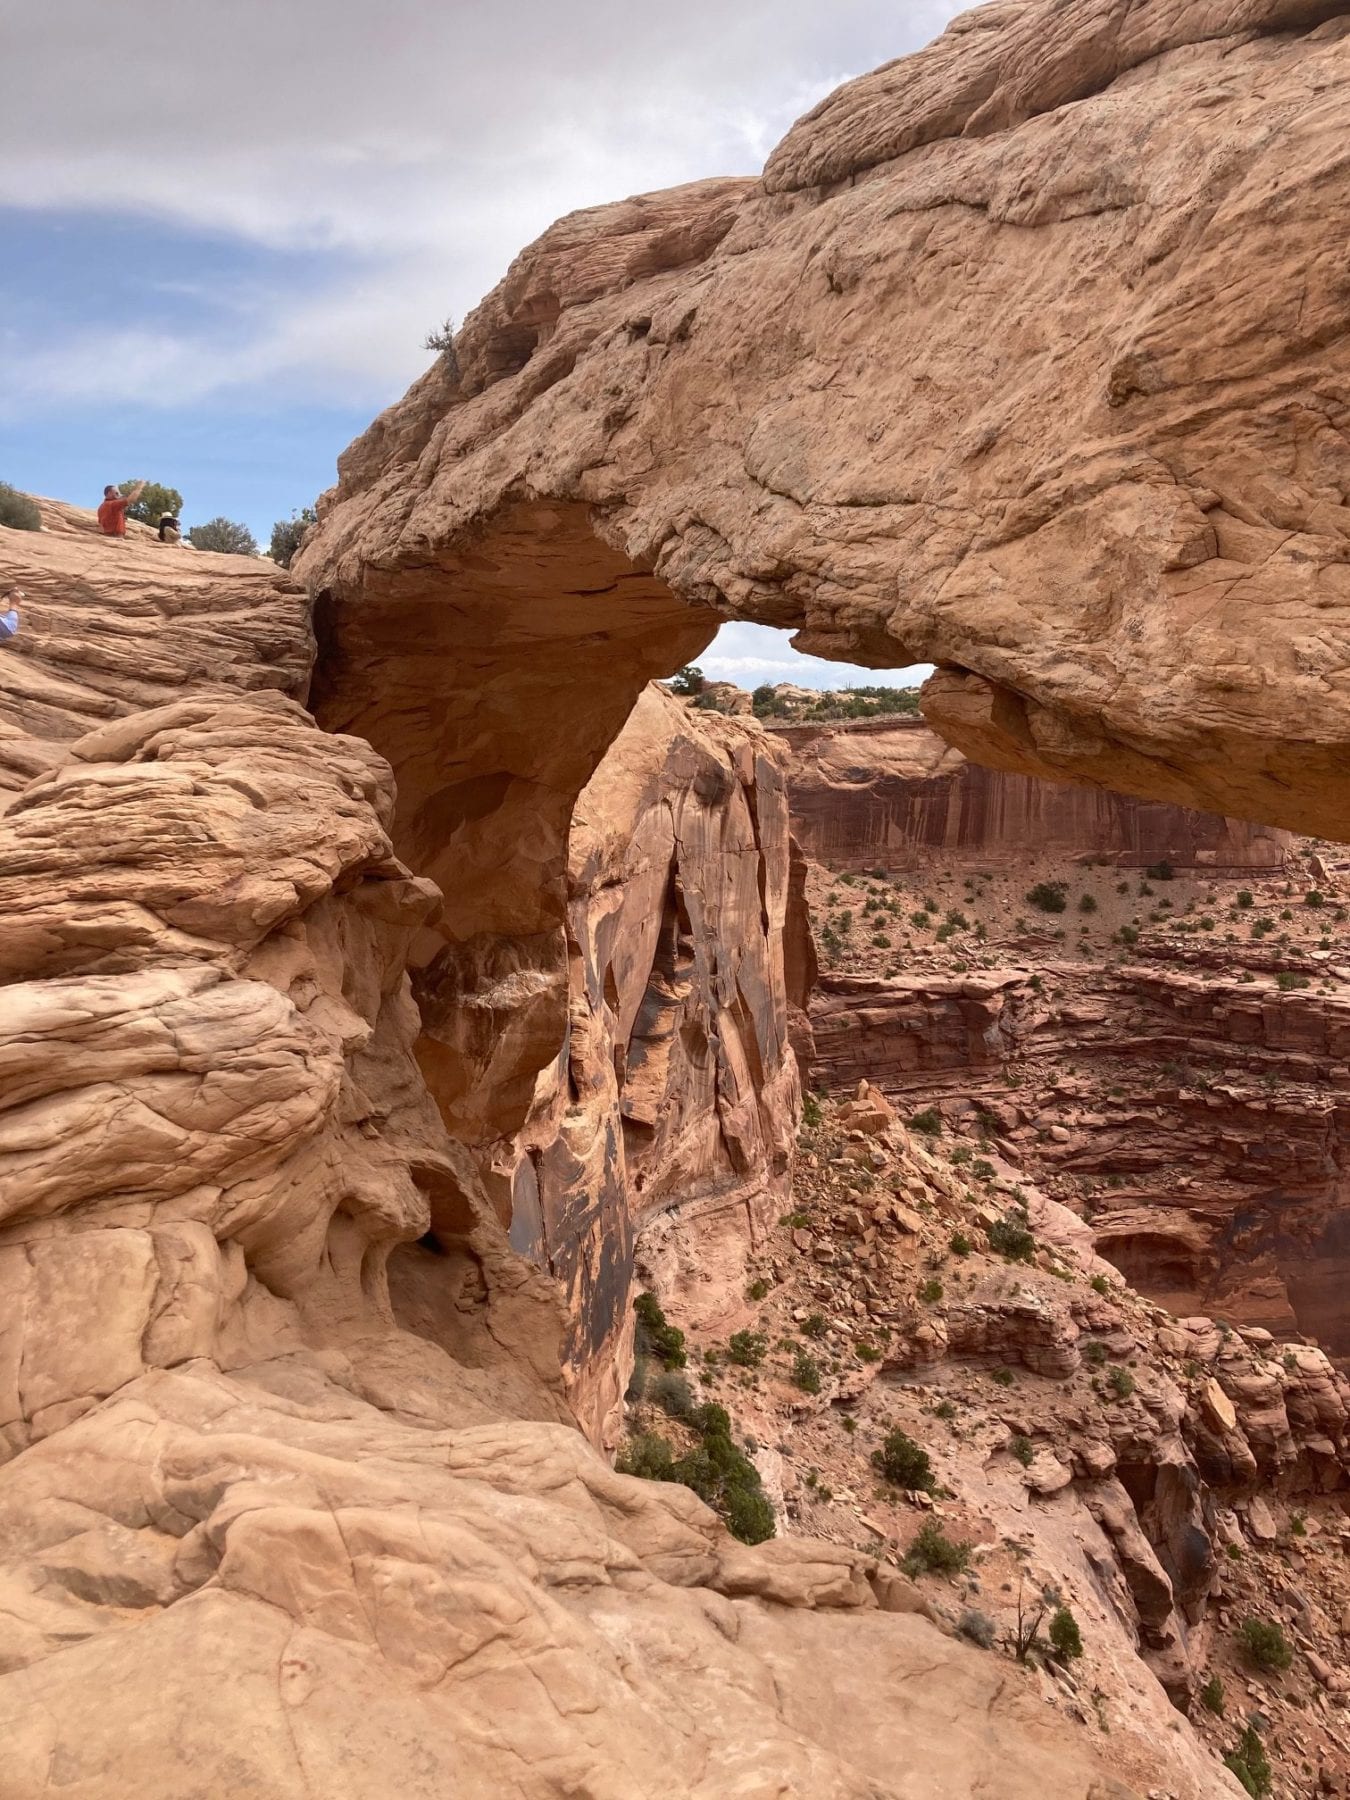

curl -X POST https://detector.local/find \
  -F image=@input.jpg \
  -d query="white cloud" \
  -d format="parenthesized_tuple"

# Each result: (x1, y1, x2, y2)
(2, 0, 965, 414)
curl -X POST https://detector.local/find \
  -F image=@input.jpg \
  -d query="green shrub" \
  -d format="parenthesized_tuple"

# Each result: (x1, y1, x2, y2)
(949, 1232, 972, 1257)
(727, 1330, 767, 1368)
(634, 1293, 687, 1369)
(873, 1428, 936, 1492)
(901, 1519, 970, 1579)
(908, 1107, 943, 1136)
(1049, 1606, 1083, 1660)
(991, 1367, 1015, 1387)
(1090, 1273, 1110, 1294)
(746, 1278, 770, 1303)
(1026, 881, 1068, 914)
(1239, 1618, 1292, 1673)
(617, 1404, 775, 1545)
(800, 1091, 823, 1129)
(800, 1314, 827, 1339)
(779, 1210, 810, 1229)
(1305, 889, 1325, 908)
(988, 1212, 1036, 1264)
(120, 479, 183, 526)
(1106, 1366, 1135, 1400)
(1200, 1672, 1225, 1717)
(1084, 1341, 1108, 1367)
(934, 1400, 957, 1422)
(0, 482, 41, 530)
(919, 1278, 944, 1304)
(792, 1352, 822, 1394)
(855, 1340, 881, 1363)
(1010, 1434, 1034, 1467)
(1224, 1723, 1273, 1797)
(1236, 889, 1254, 908)
(1078, 893, 1098, 913)
(268, 506, 317, 568)
(616, 1430, 676, 1480)
(188, 516, 258, 555)
(1146, 859, 1175, 880)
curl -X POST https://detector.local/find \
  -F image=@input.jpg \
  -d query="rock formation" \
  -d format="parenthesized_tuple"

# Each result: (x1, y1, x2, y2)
(303, 0, 1350, 841)
(0, 507, 1136, 1795)
(780, 715, 1292, 873)
(4, 0, 1349, 1787)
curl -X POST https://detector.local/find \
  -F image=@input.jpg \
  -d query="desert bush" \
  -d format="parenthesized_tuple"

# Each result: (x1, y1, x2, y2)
(1236, 889, 1254, 908)
(727, 1330, 767, 1368)
(1009, 1434, 1034, 1467)
(1239, 1618, 1292, 1673)
(1090, 1273, 1111, 1294)
(855, 1340, 881, 1362)
(649, 1369, 697, 1420)
(791, 1351, 822, 1394)
(957, 1608, 996, 1649)
(667, 664, 706, 695)
(0, 482, 40, 530)
(634, 1293, 687, 1369)
(949, 1232, 972, 1257)
(1305, 889, 1325, 908)
(746, 1278, 770, 1302)
(908, 1107, 943, 1137)
(902, 1520, 970, 1579)
(988, 1211, 1036, 1264)
(800, 1313, 827, 1339)
(918, 1278, 944, 1304)
(189, 516, 257, 555)
(1078, 893, 1098, 913)
(1049, 1606, 1083, 1660)
(1146, 859, 1175, 880)
(120, 479, 182, 525)
(618, 1404, 775, 1545)
(801, 1091, 822, 1129)
(1200, 1672, 1225, 1716)
(1224, 1723, 1273, 1797)
(1106, 1366, 1135, 1399)
(872, 1428, 935, 1493)
(1026, 881, 1068, 914)
(269, 505, 317, 568)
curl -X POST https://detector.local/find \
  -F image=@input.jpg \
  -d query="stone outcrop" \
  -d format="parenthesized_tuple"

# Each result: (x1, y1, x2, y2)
(303, 0, 1350, 841)
(779, 716, 1292, 873)
(0, 513, 1137, 1795)
(503, 686, 797, 1439)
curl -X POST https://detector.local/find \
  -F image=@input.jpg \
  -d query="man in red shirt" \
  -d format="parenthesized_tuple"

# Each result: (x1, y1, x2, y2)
(97, 482, 144, 536)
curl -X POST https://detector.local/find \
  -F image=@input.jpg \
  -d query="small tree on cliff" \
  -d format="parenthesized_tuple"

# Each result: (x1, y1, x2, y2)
(269, 506, 317, 569)
(189, 516, 258, 556)
(668, 665, 707, 696)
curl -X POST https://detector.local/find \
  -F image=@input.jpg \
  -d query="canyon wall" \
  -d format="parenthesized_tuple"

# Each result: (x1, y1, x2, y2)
(810, 964, 1350, 1356)
(780, 717, 1292, 873)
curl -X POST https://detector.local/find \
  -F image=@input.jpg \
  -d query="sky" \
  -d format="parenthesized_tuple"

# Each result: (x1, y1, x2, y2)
(1, 0, 960, 688)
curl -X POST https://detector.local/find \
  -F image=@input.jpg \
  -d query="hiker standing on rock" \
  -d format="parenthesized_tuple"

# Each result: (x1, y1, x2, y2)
(97, 481, 144, 536)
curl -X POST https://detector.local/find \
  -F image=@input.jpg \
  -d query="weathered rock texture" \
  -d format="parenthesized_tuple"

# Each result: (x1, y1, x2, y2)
(0, 513, 1137, 1794)
(497, 686, 797, 1439)
(780, 716, 1292, 873)
(303, 0, 1350, 843)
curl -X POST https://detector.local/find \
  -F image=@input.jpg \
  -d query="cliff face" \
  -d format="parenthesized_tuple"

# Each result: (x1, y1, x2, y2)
(484, 686, 797, 1440)
(781, 718, 1292, 873)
